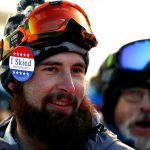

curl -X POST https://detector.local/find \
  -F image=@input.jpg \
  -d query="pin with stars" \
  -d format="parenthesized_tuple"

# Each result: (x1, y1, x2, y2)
(9, 46, 35, 82)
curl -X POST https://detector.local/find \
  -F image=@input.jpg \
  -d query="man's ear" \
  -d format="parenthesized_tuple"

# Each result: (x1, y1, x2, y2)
(8, 82, 15, 91)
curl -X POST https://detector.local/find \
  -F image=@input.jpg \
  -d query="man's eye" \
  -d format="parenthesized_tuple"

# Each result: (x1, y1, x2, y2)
(72, 68, 84, 74)
(45, 67, 57, 72)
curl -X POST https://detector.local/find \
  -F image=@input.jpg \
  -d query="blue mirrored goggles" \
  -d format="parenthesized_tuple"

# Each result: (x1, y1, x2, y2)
(119, 39, 150, 71)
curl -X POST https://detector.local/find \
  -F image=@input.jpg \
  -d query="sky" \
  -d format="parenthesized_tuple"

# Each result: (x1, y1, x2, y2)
(1, 0, 150, 81)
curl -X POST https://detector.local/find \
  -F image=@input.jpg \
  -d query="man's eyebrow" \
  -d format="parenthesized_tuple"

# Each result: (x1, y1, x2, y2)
(38, 61, 86, 68)
(38, 61, 62, 66)
(73, 62, 86, 68)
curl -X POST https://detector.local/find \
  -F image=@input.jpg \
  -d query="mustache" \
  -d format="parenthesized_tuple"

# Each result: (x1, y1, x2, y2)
(42, 92, 78, 108)
(122, 111, 150, 127)
(132, 112, 150, 122)
(43, 92, 77, 102)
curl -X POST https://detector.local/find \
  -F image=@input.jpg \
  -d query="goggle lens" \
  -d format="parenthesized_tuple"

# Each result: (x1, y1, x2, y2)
(28, 4, 92, 34)
(120, 40, 150, 71)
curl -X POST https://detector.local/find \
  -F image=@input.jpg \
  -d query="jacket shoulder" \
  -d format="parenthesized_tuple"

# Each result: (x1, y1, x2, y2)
(87, 124, 135, 150)
(87, 110, 135, 150)
(0, 116, 12, 138)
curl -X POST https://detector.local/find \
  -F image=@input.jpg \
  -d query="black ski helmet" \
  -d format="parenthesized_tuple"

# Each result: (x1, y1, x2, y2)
(98, 39, 150, 124)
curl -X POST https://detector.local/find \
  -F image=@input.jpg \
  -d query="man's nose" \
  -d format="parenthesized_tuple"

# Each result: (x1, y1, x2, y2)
(140, 93, 150, 113)
(58, 72, 75, 94)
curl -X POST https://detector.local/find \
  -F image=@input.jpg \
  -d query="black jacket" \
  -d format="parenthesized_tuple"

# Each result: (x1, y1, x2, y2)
(0, 112, 135, 150)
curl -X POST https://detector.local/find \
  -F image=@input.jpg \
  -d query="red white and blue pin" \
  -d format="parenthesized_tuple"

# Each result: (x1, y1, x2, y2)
(9, 46, 35, 82)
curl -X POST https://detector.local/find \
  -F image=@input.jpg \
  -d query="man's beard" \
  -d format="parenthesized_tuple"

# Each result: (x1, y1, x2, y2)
(119, 111, 150, 150)
(12, 83, 94, 150)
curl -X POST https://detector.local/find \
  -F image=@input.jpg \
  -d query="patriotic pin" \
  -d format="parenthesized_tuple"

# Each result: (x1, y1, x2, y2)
(9, 46, 35, 82)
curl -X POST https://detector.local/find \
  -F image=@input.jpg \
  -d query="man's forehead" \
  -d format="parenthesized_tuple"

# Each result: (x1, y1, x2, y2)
(38, 52, 85, 66)
(43, 52, 84, 62)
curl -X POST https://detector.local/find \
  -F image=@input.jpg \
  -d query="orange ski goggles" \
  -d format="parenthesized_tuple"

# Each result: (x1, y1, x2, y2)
(1, 1, 97, 60)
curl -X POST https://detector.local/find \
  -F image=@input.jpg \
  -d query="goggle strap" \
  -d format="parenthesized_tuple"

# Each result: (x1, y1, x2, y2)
(0, 39, 3, 61)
